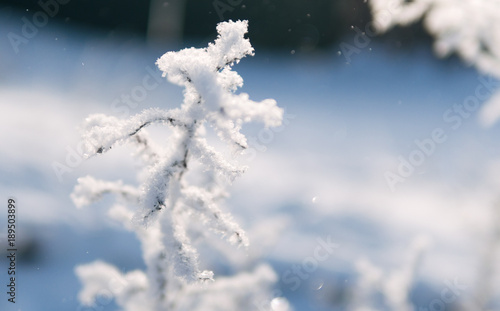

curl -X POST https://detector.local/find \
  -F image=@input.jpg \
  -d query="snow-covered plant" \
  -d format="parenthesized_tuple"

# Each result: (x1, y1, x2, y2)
(350, 236, 430, 311)
(369, 0, 500, 69)
(71, 20, 289, 311)
(368, 0, 500, 125)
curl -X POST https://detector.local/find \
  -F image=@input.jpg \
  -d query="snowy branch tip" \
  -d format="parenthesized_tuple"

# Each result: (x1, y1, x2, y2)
(79, 20, 282, 158)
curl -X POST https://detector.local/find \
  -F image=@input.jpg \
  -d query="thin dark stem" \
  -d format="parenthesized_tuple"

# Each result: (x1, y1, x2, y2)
(129, 117, 178, 137)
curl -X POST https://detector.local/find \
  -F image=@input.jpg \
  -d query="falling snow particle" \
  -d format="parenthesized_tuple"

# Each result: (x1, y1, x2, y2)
(312, 279, 324, 290)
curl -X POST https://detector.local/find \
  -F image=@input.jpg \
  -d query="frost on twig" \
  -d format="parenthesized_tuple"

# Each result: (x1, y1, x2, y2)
(369, 0, 500, 65)
(369, 0, 500, 126)
(72, 20, 289, 311)
(71, 175, 141, 208)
